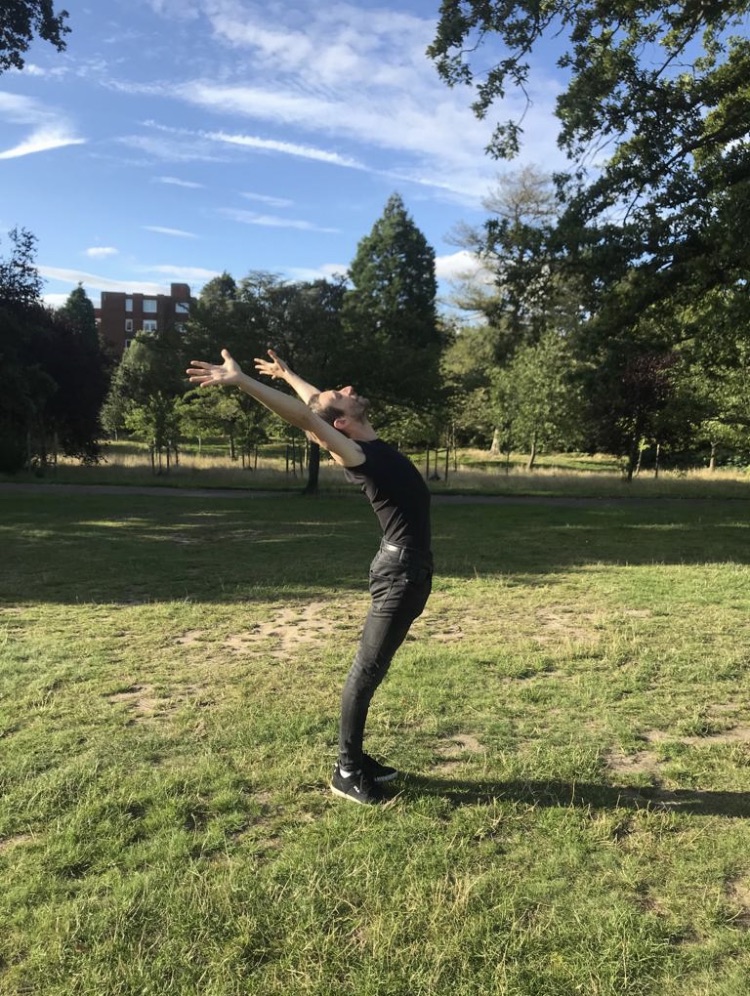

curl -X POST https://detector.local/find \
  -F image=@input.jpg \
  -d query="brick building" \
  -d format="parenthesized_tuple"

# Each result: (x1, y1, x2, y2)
(95, 282, 193, 355)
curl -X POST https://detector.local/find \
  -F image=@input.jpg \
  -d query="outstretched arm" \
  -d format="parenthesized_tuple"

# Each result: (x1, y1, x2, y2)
(253, 349, 320, 404)
(186, 350, 363, 467)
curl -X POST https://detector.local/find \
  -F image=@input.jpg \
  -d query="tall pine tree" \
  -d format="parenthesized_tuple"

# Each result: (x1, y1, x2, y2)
(342, 194, 443, 418)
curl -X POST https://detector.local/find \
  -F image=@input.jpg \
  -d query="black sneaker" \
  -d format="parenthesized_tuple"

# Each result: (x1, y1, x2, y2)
(330, 764, 384, 805)
(361, 752, 398, 783)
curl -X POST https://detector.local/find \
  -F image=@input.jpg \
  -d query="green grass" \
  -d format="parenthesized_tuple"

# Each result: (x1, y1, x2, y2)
(2, 491, 750, 994)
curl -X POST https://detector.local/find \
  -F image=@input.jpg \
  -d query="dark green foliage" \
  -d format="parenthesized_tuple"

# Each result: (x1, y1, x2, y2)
(0, 0, 70, 74)
(430, 1, 750, 314)
(431, 3, 750, 468)
(0, 231, 108, 471)
(342, 194, 446, 425)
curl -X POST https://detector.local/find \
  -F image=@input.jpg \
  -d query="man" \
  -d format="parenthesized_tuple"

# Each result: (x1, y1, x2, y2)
(186, 348, 433, 805)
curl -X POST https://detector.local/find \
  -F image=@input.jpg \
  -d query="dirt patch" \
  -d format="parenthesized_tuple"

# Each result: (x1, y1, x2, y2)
(429, 623, 465, 643)
(606, 748, 661, 778)
(0, 834, 34, 853)
(224, 601, 340, 657)
(606, 724, 750, 780)
(433, 733, 485, 772)
(726, 879, 750, 929)
(643, 726, 750, 747)
(107, 684, 163, 720)
(175, 630, 204, 646)
(534, 608, 601, 645)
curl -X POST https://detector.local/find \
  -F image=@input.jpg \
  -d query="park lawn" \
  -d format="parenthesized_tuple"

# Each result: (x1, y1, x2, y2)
(1, 490, 750, 995)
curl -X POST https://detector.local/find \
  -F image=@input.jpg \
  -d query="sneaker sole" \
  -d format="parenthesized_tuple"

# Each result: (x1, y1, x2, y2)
(330, 782, 382, 805)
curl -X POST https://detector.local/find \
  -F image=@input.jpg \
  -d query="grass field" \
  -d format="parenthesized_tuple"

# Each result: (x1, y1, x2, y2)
(2, 488, 750, 995)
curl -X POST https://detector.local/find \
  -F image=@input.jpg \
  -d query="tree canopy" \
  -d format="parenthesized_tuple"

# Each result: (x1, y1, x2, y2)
(429, 2, 750, 315)
(0, 1, 70, 74)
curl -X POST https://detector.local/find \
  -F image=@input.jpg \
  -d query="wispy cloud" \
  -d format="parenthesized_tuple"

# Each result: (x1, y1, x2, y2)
(206, 129, 363, 169)
(218, 208, 339, 233)
(147, 264, 221, 281)
(127, 1, 564, 201)
(144, 225, 199, 238)
(153, 175, 204, 188)
(38, 266, 165, 295)
(241, 191, 293, 209)
(85, 246, 119, 258)
(116, 130, 225, 163)
(0, 92, 85, 159)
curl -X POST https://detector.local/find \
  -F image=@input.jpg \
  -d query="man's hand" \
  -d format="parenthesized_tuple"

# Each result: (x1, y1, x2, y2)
(186, 349, 244, 388)
(254, 348, 291, 381)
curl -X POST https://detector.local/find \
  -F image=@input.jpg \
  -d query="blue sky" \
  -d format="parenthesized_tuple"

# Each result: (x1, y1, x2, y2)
(0, 0, 566, 312)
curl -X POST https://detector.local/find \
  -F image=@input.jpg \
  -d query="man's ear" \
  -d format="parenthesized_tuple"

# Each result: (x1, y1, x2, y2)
(333, 415, 349, 433)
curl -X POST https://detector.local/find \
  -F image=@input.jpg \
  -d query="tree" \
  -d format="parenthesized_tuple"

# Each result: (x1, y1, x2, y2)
(41, 285, 109, 463)
(493, 331, 584, 470)
(0, 230, 106, 470)
(429, 2, 750, 320)
(102, 331, 185, 472)
(0, 1, 70, 74)
(342, 194, 446, 429)
(450, 165, 566, 347)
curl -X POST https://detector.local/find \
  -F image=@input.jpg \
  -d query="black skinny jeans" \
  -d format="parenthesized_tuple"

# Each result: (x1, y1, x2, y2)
(339, 540, 433, 770)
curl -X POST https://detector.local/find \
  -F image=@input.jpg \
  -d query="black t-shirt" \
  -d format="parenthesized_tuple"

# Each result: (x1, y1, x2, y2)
(344, 439, 431, 552)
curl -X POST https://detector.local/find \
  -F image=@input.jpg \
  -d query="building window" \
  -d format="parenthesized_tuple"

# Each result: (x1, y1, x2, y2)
(124, 339, 133, 349)
(175, 301, 190, 314)
(125, 298, 133, 312)
(142, 320, 158, 332)
(143, 299, 157, 313)
(125, 319, 133, 332)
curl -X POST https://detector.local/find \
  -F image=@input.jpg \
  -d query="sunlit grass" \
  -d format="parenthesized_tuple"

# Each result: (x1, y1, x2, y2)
(2, 492, 750, 994)
(5, 440, 750, 500)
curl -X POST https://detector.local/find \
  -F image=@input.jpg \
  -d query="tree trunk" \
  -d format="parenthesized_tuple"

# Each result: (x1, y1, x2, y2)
(654, 441, 661, 478)
(303, 441, 320, 494)
(526, 430, 537, 471)
(490, 427, 501, 455)
(709, 441, 717, 471)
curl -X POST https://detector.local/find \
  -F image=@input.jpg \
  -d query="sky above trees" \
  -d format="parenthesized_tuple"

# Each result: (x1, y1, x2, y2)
(0, 0, 567, 310)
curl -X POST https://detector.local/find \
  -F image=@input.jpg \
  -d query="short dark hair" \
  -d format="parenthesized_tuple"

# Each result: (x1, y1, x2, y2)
(308, 392, 345, 426)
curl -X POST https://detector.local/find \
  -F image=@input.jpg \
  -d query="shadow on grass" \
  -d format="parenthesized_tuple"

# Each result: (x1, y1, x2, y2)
(403, 774, 750, 818)
(1, 491, 749, 605)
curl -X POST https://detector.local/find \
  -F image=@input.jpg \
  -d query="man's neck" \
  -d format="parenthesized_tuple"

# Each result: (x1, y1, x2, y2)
(346, 420, 378, 442)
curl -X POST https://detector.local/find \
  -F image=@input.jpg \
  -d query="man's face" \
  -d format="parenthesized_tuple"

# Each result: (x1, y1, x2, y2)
(319, 386, 371, 421)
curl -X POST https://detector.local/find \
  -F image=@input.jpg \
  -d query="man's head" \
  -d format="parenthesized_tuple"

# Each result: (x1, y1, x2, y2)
(308, 386, 371, 437)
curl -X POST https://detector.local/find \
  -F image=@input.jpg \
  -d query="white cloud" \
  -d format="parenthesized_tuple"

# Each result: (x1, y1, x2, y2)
(38, 266, 165, 296)
(144, 225, 199, 238)
(241, 191, 293, 208)
(218, 207, 339, 233)
(206, 128, 364, 169)
(434, 250, 488, 283)
(110, 1, 565, 199)
(117, 132, 225, 163)
(85, 246, 119, 258)
(0, 92, 85, 159)
(286, 263, 349, 282)
(148, 265, 221, 281)
(43, 292, 72, 308)
(153, 175, 204, 188)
